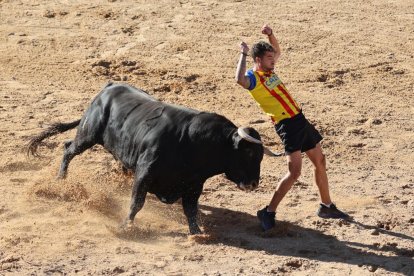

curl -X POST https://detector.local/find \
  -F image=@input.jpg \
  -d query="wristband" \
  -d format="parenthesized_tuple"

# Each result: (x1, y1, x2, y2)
(241, 52, 248, 56)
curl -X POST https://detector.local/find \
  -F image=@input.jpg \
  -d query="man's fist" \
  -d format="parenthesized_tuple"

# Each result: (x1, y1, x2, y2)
(240, 41, 249, 54)
(261, 24, 273, 36)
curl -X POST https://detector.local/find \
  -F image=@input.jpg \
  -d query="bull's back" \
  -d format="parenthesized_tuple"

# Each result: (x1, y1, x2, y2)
(76, 83, 154, 140)
(88, 83, 200, 169)
(114, 102, 200, 167)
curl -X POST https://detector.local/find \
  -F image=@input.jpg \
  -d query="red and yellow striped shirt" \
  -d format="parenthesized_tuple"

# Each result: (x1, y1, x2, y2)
(246, 69, 301, 123)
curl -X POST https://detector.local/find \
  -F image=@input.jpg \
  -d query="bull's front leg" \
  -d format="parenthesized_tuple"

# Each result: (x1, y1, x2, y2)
(182, 186, 203, 235)
(125, 170, 150, 226)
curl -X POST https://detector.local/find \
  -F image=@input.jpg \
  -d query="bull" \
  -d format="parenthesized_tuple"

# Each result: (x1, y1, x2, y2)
(28, 83, 279, 234)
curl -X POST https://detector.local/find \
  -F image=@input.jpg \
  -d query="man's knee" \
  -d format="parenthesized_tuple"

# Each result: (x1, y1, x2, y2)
(315, 154, 326, 169)
(289, 167, 301, 180)
(286, 151, 302, 180)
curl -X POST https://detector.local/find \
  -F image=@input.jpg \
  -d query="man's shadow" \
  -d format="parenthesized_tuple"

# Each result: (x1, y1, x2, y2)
(196, 204, 414, 275)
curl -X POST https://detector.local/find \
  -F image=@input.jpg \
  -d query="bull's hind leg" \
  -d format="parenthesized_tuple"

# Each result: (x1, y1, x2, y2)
(57, 139, 95, 179)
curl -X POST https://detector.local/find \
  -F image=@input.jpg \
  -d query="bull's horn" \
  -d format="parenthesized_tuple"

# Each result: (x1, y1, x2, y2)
(263, 146, 284, 157)
(237, 127, 262, 144)
(237, 127, 284, 157)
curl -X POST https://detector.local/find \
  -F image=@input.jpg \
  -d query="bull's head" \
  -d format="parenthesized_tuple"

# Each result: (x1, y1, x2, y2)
(225, 127, 282, 191)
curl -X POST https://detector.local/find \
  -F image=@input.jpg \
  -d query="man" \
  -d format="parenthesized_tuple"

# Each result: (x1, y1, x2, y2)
(235, 25, 349, 231)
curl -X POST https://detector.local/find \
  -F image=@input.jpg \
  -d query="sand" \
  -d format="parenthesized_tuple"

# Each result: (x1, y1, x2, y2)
(0, 0, 413, 275)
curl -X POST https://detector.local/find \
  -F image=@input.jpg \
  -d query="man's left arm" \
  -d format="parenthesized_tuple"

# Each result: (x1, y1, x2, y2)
(262, 25, 281, 63)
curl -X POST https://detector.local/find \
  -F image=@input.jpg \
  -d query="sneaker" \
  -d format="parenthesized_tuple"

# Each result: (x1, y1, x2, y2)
(317, 203, 349, 219)
(257, 206, 276, 231)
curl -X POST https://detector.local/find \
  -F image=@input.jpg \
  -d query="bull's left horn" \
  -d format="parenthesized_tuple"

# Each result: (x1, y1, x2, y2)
(237, 127, 262, 144)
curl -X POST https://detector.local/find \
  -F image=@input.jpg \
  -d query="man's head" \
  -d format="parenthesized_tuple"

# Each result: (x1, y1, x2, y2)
(251, 41, 275, 72)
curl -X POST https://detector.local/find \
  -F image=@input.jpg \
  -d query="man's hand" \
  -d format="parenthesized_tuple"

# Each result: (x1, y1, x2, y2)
(261, 24, 273, 36)
(240, 41, 249, 54)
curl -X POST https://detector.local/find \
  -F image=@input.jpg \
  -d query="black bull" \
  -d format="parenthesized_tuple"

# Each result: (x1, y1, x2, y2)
(28, 83, 278, 234)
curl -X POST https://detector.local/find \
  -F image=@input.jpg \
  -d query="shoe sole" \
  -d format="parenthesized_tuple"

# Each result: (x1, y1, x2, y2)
(317, 213, 349, 219)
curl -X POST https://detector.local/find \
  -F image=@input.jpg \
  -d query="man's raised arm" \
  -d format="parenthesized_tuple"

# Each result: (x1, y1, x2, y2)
(235, 42, 251, 89)
(262, 25, 281, 63)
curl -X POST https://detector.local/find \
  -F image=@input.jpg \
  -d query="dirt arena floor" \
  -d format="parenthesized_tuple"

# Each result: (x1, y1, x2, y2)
(1, 0, 413, 275)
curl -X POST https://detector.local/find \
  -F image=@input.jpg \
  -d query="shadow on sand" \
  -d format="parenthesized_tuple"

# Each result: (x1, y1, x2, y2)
(195, 204, 414, 275)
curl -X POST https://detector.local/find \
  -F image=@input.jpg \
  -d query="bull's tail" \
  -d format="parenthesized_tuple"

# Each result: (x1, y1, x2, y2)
(27, 119, 81, 157)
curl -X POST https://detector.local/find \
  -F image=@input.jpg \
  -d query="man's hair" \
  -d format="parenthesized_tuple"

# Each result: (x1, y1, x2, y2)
(251, 41, 274, 60)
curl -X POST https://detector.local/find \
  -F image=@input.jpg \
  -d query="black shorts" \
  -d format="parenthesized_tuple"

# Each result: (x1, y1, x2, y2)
(275, 112, 323, 154)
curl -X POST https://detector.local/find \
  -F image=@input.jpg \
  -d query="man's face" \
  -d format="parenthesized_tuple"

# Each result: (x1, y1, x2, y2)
(256, 51, 275, 71)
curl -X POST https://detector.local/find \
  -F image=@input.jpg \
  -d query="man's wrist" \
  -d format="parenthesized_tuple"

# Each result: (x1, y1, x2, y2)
(267, 30, 273, 36)
(241, 52, 248, 56)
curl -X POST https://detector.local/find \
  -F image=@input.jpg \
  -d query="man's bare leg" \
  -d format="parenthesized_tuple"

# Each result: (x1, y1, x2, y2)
(305, 143, 332, 205)
(306, 143, 349, 219)
(267, 150, 302, 212)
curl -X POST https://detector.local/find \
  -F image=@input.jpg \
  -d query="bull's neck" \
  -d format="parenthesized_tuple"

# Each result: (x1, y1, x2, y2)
(196, 126, 236, 177)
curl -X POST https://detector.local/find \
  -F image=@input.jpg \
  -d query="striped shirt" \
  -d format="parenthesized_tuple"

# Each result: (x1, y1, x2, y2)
(246, 69, 301, 123)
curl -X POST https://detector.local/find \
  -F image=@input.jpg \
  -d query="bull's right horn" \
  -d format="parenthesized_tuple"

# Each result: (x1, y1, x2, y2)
(237, 127, 284, 157)
(263, 147, 284, 157)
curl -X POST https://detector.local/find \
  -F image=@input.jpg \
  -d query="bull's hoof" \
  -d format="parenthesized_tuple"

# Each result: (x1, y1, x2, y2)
(189, 225, 202, 235)
(56, 170, 67, 180)
(120, 219, 134, 230)
(56, 174, 66, 180)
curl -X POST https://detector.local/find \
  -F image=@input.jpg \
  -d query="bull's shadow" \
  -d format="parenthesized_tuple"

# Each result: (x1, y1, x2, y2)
(197, 204, 414, 275)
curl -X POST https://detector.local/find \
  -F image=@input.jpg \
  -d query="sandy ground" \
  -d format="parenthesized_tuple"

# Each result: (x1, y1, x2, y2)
(1, 0, 413, 275)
